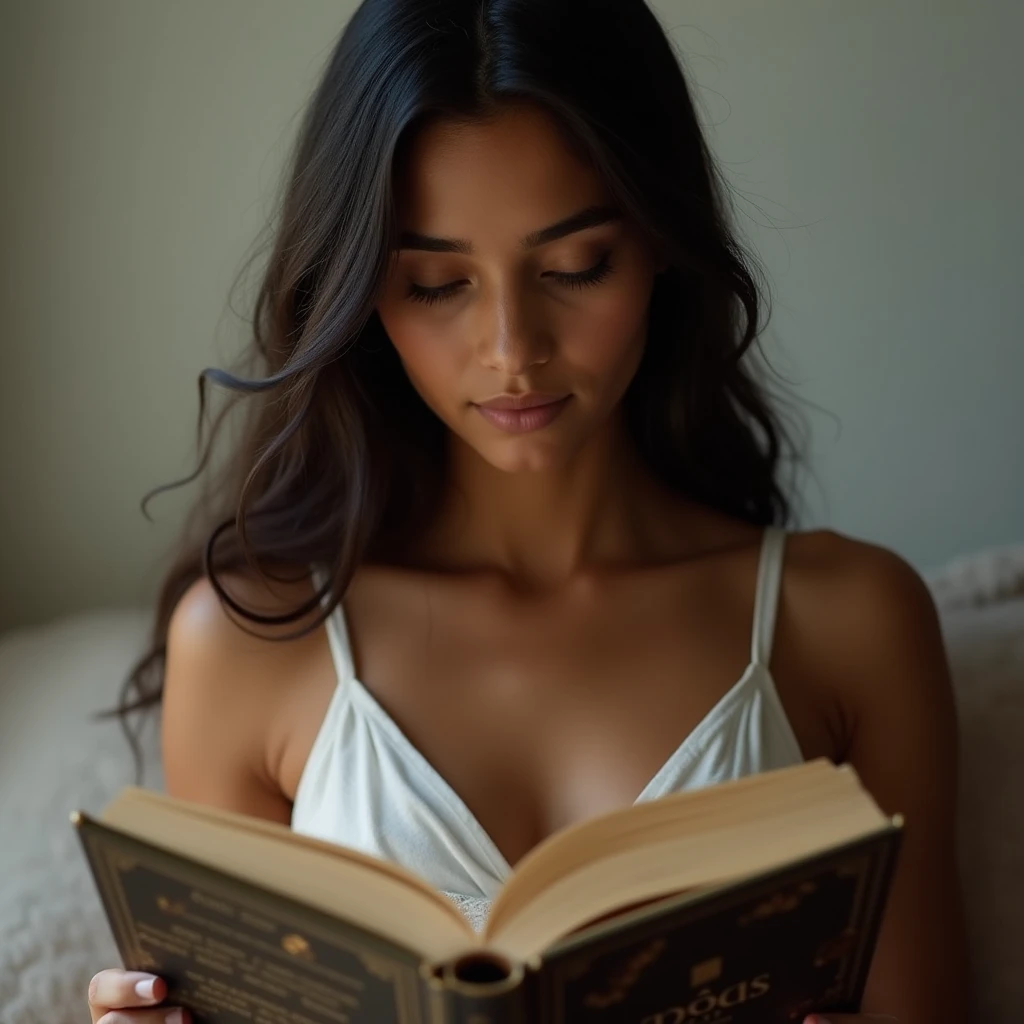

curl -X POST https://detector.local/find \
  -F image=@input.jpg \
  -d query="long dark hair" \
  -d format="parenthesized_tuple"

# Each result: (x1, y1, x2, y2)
(109, 0, 804, 768)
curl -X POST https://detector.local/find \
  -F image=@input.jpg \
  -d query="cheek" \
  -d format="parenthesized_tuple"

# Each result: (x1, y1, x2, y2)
(377, 308, 466, 408)
(562, 285, 652, 382)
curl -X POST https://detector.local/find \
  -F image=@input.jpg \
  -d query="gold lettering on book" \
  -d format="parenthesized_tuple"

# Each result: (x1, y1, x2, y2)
(299, 994, 350, 1024)
(205, 935, 247, 962)
(262, 960, 362, 1003)
(191, 889, 238, 918)
(584, 939, 668, 1008)
(169, 923, 205, 944)
(359, 952, 403, 983)
(739, 881, 817, 925)
(134, 924, 190, 959)
(689, 957, 722, 987)
(239, 910, 276, 933)
(193, 952, 234, 975)
(241, 973, 289, 998)
(93, 849, 420, 1019)
(282, 933, 315, 960)
(156, 895, 187, 916)
(638, 973, 771, 1022)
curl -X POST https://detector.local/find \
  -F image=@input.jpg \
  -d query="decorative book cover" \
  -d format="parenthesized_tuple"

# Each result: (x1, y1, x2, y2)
(75, 814, 900, 1024)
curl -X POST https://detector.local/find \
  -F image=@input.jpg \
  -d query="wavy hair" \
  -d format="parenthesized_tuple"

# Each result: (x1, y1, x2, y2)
(108, 0, 804, 772)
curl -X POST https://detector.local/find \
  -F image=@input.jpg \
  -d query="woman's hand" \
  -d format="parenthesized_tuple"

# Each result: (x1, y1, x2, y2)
(88, 969, 189, 1023)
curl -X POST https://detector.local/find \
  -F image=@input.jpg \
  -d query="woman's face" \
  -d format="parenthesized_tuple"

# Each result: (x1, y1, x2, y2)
(377, 103, 664, 474)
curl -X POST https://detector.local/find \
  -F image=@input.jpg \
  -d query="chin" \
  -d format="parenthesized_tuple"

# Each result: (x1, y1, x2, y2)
(476, 434, 583, 475)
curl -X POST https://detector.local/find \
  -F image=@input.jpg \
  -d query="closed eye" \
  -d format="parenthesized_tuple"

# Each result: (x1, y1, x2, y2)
(407, 251, 616, 307)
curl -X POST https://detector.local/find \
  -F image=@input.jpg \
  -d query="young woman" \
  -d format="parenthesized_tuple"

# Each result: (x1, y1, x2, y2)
(86, 1, 969, 1021)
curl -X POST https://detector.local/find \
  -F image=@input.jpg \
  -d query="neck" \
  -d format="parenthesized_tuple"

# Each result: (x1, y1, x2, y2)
(420, 415, 680, 588)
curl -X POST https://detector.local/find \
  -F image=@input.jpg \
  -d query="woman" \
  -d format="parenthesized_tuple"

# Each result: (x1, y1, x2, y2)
(87, 0, 969, 1021)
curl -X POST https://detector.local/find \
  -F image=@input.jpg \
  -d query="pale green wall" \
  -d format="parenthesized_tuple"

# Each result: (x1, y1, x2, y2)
(1, 1, 1021, 628)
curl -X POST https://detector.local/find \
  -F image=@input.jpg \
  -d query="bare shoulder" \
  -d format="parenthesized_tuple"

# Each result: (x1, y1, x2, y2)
(783, 527, 942, 653)
(692, 511, 940, 651)
(781, 534, 968, 1016)
(782, 528, 954, 759)
(163, 568, 330, 819)
(166, 569, 327, 715)
(168, 568, 326, 661)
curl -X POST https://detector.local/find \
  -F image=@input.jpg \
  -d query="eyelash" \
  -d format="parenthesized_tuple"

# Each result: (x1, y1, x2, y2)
(406, 251, 615, 307)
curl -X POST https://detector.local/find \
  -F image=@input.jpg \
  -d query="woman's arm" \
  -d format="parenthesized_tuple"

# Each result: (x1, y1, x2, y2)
(811, 539, 971, 1022)
(89, 576, 297, 1023)
(161, 575, 294, 822)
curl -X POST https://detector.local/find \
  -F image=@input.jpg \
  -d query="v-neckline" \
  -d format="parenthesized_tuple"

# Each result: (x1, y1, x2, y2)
(310, 527, 788, 876)
(342, 656, 763, 878)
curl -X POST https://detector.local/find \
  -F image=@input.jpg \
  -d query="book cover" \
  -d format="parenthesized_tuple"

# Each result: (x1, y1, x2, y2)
(537, 826, 901, 1022)
(75, 812, 900, 1024)
(76, 815, 429, 1024)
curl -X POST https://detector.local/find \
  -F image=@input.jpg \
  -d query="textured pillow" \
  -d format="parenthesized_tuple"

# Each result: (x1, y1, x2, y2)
(925, 542, 1024, 612)
(925, 546, 1024, 1020)
(0, 610, 159, 1024)
(941, 597, 1024, 1021)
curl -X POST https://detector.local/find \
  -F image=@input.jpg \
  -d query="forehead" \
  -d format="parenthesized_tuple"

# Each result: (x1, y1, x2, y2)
(393, 104, 607, 231)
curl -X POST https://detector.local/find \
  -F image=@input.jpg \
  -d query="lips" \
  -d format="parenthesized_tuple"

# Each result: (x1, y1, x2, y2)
(477, 393, 570, 411)
(473, 394, 573, 435)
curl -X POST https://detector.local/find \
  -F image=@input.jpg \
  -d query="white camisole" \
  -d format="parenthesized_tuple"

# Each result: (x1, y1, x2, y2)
(291, 526, 804, 915)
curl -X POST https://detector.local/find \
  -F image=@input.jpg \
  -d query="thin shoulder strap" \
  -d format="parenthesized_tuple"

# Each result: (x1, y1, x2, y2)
(751, 527, 787, 667)
(311, 565, 356, 685)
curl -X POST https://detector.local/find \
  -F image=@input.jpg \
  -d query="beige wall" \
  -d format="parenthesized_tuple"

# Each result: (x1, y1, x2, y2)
(2, 0, 1022, 628)
(0, 0, 358, 628)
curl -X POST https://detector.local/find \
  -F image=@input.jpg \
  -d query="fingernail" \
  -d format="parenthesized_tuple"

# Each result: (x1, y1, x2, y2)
(165, 1009, 186, 1024)
(135, 976, 158, 1001)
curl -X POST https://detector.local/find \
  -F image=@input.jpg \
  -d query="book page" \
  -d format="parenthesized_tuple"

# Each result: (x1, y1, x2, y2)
(483, 761, 886, 959)
(103, 789, 478, 961)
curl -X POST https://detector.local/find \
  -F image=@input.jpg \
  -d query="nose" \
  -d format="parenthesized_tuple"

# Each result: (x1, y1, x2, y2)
(477, 291, 552, 375)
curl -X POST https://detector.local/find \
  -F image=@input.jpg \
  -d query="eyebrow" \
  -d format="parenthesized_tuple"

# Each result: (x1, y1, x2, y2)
(398, 204, 623, 254)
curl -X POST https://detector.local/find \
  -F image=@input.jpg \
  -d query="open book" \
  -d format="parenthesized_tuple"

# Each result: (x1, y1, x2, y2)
(74, 759, 901, 1024)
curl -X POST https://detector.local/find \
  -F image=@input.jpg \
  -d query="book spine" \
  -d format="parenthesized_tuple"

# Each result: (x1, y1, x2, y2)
(425, 985, 532, 1024)
(421, 955, 534, 1024)
(843, 822, 904, 1009)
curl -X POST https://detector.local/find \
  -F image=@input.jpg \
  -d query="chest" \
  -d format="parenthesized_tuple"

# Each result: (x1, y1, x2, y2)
(282, 567, 829, 867)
